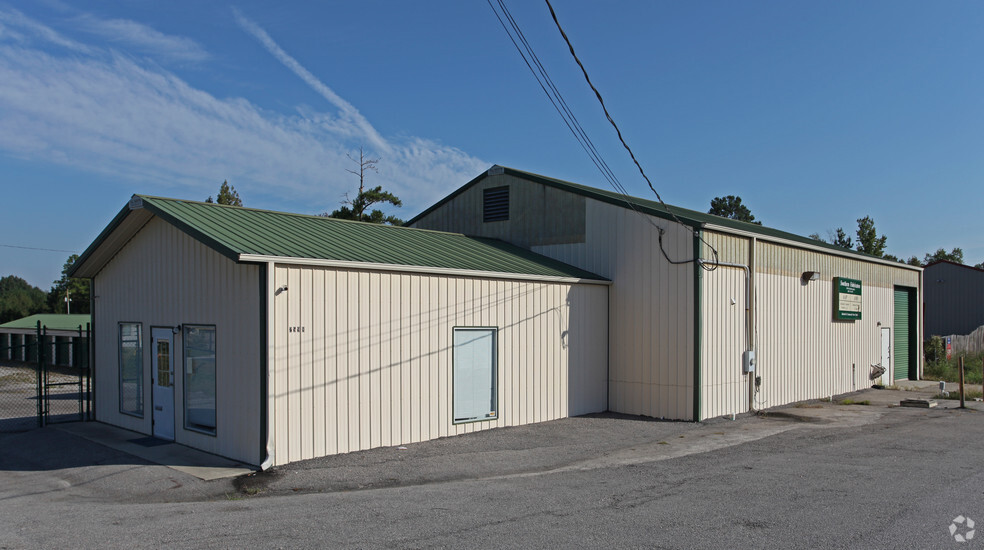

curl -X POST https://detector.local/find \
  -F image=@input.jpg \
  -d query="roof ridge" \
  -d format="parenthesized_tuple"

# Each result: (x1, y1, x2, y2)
(136, 195, 470, 238)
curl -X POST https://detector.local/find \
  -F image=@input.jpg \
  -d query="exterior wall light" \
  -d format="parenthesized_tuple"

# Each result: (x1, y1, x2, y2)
(801, 271, 820, 283)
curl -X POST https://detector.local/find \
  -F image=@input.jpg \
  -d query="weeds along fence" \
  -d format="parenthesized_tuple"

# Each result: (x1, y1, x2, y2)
(944, 325, 984, 356)
(0, 321, 91, 432)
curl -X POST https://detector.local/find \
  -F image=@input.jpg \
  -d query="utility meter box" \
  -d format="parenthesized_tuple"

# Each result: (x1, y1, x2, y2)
(742, 350, 756, 374)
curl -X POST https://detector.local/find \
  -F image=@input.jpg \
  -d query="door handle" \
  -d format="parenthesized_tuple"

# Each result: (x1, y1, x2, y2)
(155, 405, 163, 411)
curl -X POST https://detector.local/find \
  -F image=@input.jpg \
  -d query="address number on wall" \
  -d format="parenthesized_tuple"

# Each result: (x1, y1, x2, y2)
(288, 326, 306, 333)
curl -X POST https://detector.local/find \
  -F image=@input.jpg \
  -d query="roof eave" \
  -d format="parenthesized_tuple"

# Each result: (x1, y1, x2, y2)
(238, 254, 611, 285)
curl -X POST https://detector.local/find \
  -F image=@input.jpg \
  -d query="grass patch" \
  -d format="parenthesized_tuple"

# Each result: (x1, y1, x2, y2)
(935, 390, 984, 401)
(794, 403, 824, 409)
(837, 399, 870, 406)
(923, 351, 984, 385)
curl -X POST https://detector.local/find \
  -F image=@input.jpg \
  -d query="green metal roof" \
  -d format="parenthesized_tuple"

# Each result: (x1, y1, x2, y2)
(0, 314, 90, 332)
(409, 166, 908, 264)
(71, 196, 606, 281)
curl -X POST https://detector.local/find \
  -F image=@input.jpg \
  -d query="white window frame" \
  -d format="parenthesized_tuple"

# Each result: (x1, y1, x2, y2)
(452, 327, 498, 424)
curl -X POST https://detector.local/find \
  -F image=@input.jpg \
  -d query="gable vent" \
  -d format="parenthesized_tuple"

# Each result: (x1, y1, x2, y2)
(483, 186, 509, 222)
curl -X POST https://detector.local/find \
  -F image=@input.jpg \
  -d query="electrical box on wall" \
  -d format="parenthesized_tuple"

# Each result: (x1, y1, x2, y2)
(742, 350, 755, 374)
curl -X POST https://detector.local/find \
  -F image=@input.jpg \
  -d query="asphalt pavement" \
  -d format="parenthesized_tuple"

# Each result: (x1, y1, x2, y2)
(2, 382, 984, 548)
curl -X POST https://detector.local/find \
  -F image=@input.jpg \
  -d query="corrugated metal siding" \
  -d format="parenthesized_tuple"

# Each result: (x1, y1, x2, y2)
(93, 217, 262, 465)
(700, 265, 749, 419)
(408, 174, 586, 248)
(700, 230, 923, 413)
(584, 201, 695, 420)
(413, 186, 697, 421)
(269, 265, 608, 466)
(924, 262, 984, 337)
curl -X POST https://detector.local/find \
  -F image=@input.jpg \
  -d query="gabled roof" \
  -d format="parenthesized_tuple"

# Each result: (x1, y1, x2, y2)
(0, 314, 90, 332)
(409, 166, 918, 267)
(70, 195, 606, 283)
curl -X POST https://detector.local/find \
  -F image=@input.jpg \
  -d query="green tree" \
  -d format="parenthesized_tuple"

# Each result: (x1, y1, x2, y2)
(923, 247, 963, 265)
(708, 195, 761, 225)
(854, 216, 887, 257)
(324, 148, 403, 225)
(47, 255, 90, 314)
(205, 180, 243, 206)
(0, 275, 47, 323)
(831, 228, 853, 249)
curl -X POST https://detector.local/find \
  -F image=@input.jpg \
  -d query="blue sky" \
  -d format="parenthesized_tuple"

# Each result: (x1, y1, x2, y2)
(1, 1, 982, 289)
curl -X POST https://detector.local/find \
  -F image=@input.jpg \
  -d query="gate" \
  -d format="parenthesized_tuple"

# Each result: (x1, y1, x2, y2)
(0, 321, 91, 432)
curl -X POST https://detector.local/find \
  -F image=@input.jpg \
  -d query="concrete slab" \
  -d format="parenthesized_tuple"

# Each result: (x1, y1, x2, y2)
(53, 422, 253, 480)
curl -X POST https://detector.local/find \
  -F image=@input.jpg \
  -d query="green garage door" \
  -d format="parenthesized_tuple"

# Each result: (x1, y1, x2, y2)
(893, 288, 912, 380)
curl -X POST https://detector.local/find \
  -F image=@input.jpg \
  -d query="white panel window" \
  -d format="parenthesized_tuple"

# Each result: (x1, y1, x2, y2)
(183, 325, 216, 434)
(118, 323, 143, 417)
(453, 328, 497, 423)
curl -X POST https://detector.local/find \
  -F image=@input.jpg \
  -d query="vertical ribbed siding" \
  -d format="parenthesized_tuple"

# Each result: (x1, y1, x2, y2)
(93, 217, 261, 465)
(269, 266, 608, 466)
(699, 230, 922, 414)
(583, 201, 695, 420)
(700, 265, 748, 419)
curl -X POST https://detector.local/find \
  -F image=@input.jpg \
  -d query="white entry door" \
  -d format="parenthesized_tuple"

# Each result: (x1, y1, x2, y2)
(151, 328, 175, 440)
(880, 327, 892, 386)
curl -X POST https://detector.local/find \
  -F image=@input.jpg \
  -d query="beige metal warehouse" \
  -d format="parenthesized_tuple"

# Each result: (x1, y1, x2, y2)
(409, 166, 924, 421)
(70, 196, 609, 467)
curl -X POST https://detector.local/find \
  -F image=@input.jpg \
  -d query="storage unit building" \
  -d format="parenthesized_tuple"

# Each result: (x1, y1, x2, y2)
(70, 196, 609, 467)
(0, 314, 90, 366)
(923, 260, 984, 338)
(409, 166, 924, 421)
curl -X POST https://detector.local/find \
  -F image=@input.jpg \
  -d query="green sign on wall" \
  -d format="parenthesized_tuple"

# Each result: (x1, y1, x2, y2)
(834, 277, 862, 321)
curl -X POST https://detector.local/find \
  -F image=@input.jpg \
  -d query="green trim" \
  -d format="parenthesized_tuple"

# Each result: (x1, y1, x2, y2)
(140, 201, 241, 264)
(67, 203, 131, 278)
(258, 264, 269, 467)
(693, 231, 702, 422)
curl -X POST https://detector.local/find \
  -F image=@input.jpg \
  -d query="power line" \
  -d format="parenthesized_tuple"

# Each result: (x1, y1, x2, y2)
(543, 0, 719, 269)
(0, 244, 77, 254)
(487, 0, 718, 269)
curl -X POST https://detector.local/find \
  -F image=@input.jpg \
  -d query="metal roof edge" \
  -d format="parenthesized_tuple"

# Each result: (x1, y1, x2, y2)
(68, 201, 135, 278)
(701, 223, 924, 271)
(238, 254, 612, 285)
(137, 196, 243, 263)
(405, 169, 492, 226)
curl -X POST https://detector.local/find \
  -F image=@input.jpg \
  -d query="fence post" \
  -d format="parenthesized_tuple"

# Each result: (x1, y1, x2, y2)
(35, 321, 43, 427)
(959, 356, 966, 409)
(85, 322, 92, 420)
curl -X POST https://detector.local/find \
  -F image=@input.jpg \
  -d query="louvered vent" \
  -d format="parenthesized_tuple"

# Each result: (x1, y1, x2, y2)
(483, 186, 509, 222)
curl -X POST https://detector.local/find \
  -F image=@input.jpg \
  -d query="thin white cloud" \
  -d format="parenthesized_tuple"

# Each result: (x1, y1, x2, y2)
(232, 8, 390, 154)
(75, 14, 209, 63)
(0, 6, 91, 53)
(0, 9, 486, 214)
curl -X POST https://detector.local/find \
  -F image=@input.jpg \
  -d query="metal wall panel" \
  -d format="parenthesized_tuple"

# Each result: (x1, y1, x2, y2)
(414, 183, 697, 421)
(410, 174, 586, 248)
(269, 266, 608, 466)
(597, 201, 695, 420)
(93, 217, 262, 465)
(924, 262, 984, 337)
(700, 231, 923, 416)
